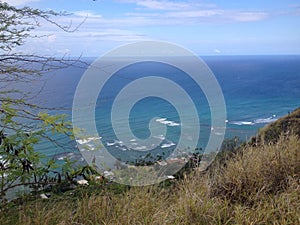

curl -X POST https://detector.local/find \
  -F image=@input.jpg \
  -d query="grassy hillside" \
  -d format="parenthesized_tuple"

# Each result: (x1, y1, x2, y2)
(1, 112, 299, 225)
(253, 107, 300, 144)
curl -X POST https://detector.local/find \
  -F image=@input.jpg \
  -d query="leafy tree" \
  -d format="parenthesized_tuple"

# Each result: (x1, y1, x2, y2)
(0, 2, 86, 203)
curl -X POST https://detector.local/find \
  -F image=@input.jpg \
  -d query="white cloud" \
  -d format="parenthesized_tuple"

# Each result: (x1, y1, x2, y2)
(119, 0, 216, 11)
(165, 10, 223, 18)
(26, 27, 149, 55)
(23, 3, 270, 55)
(227, 12, 268, 22)
(14, 1, 272, 55)
(2, 0, 40, 6)
(288, 4, 300, 16)
(47, 34, 56, 43)
(69, 29, 149, 42)
(135, 0, 191, 11)
(122, 10, 269, 24)
(116, 1, 269, 24)
(57, 48, 70, 54)
(73, 11, 103, 19)
(288, 4, 300, 8)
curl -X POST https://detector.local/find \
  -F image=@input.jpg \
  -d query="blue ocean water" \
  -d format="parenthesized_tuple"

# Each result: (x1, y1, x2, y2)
(32, 55, 300, 163)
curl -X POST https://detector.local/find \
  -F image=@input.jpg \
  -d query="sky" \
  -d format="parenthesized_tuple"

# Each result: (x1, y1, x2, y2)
(3, 0, 300, 56)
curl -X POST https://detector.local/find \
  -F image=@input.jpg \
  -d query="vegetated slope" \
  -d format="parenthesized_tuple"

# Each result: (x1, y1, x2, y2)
(1, 110, 299, 225)
(253, 107, 300, 144)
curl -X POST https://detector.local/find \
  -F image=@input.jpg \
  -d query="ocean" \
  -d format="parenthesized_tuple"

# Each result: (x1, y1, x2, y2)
(31, 55, 300, 164)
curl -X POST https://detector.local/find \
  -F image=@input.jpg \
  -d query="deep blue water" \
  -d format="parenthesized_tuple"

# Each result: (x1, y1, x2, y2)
(30, 55, 300, 163)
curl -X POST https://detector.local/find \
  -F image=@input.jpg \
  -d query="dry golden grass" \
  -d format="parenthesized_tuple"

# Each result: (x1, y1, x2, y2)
(1, 135, 299, 225)
(254, 107, 300, 144)
(210, 135, 300, 204)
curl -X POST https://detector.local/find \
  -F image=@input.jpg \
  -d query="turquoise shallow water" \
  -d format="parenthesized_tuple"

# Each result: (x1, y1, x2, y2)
(30, 55, 300, 163)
